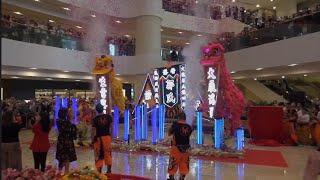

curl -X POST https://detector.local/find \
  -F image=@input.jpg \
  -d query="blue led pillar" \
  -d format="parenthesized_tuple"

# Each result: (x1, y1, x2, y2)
(54, 96, 61, 129)
(235, 128, 245, 151)
(158, 104, 165, 140)
(196, 111, 203, 145)
(214, 118, 224, 149)
(71, 98, 78, 124)
(124, 109, 130, 142)
(135, 105, 142, 142)
(141, 104, 148, 140)
(151, 107, 158, 144)
(113, 106, 120, 138)
(61, 98, 68, 108)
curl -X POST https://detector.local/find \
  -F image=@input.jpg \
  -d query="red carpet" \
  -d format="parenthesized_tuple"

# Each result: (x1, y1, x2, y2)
(114, 149, 288, 168)
(107, 174, 151, 180)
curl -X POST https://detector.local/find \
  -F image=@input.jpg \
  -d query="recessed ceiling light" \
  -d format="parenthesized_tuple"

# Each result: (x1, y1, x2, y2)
(124, 34, 130, 37)
(244, 10, 247, 13)
(30, 67, 37, 70)
(288, 63, 298, 67)
(232, 0, 236, 2)
(178, 31, 183, 34)
(14, 12, 23, 15)
(75, 25, 82, 29)
(75, 80, 81, 82)
(256, 68, 263, 71)
(185, 42, 190, 45)
(63, 70, 70, 72)
(161, 28, 164, 32)
(195, 0, 199, 4)
(34, 0, 40, 2)
(282, 76, 285, 79)
(256, 4, 260, 8)
(46, 78, 53, 80)
(91, 14, 96, 18)
(11, 76, 20, 79)
(270, 0, 273, 2)
(273, 6, 276, 10)
(197, 34, 203, 37)
(49, 19, 55, 23)
(62, 7, 71, 11)
(304, 74, 308, 77)
(116, 74, 120, 76)
(254, 78, 257, 81)
(231, 71, 236, 74)
(115, 20, 122, 24)
(166, 40, 172, 43)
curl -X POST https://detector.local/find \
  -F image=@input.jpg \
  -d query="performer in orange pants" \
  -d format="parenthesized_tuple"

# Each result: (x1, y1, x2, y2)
(168, 112, 193, 180)
(92, 104, 113, 173)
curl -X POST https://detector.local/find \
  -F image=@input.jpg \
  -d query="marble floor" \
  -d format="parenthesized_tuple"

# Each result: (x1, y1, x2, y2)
(19, 129, 318, 180)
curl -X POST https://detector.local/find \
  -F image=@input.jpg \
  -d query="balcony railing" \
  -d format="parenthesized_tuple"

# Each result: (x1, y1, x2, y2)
(221, 11, 320, 52)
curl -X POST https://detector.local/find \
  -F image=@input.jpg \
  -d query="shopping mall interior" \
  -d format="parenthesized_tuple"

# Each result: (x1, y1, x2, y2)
(1, 0, 320, 179)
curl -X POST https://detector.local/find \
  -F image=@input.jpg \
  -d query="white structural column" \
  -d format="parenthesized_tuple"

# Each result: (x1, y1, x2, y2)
(135, 15, 162, 61)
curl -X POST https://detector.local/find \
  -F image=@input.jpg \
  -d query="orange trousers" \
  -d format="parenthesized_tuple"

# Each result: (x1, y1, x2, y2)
(312, 123, 320, 146)
(168, 146, 190, 176)
(93, 135, 112, 169)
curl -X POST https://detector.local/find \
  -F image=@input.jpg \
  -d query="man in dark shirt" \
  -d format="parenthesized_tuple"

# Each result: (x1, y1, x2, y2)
(167, 112, 193, 180)
(92, 104, 113, 173)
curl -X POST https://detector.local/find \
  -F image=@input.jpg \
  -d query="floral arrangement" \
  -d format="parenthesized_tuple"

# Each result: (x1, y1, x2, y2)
(62, 166, 107, 180)
(2, 166, 61, 180)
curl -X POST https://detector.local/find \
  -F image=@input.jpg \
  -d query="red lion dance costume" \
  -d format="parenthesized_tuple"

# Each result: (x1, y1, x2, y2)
(201, 43, 246, 132)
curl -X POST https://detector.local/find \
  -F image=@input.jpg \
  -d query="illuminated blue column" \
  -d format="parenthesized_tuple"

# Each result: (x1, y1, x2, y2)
(196, 111, 203, 145)
(71, 98, 78, 124)
(54, 96, 61, 120)
(61, 98, 68, 108)
(235, 128, 245, 151)
(214, 118, 224, 149)
(158, 104, 165, 140)
(151, 107, 158, 144)
(135, 105, 142, 142)
(141, 104, 148, 140)
(113, 106, 120, 138)
(123, 109, 130, 142)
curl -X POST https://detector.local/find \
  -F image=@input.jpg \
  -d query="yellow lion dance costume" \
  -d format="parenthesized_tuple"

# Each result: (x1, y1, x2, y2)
(92, 55, 125, 112)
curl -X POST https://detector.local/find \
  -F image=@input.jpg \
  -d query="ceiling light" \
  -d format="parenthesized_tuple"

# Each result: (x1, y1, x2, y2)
(63, 70, 70, 72)
(14, 12, 23, 15)
(231, 71, 236, 74)
(254, 78, 257, 81)
(232, 0, 236, 2)
(304, 74, 308, 77)
(30, 67, 37, 70)
(270, 0, 273, 2)
(273, 6, 276, 10)
(185, 42, 190, 45)
(91, 14, 96, 18)
(166, 40, 172, 43)
(34, 0, 40, 2)
(49, 19, 55, 23)
(195, 0, 199, 4)
(46, 78, 53, 80)
(115, 20, 122, 24)
(75, 25, 82, 29)
(161, 28, 164, 32)
(282, 76, 285, 79)
(62, 7, 71, 11)
(197, 34, 203, 37)
(244, 10, 247, 13)
(288, 63, 298, 67)
(75, 80, 81, 82)
(124, 34, 130, 37)
(256, 68, 263, 71)
(256, 4, 260, 8)
(116, 74, 120, 76)
(178, 31, 183, 34)
(11, 76, 20, 79)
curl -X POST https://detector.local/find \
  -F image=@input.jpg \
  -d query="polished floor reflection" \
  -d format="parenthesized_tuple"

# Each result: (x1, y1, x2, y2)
(19, 130, 318, 180)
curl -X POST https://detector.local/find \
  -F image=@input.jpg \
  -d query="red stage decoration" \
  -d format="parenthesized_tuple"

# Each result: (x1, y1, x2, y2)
(200, 43, 245, 132)
(248, 106, 283, 143)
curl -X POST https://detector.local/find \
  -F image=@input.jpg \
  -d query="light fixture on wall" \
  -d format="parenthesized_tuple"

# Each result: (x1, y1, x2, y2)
(124, 34, 130, 37)
(232, 0, 236, 2)
(11, 76, 20, 79)
(230, 71, 236, 74)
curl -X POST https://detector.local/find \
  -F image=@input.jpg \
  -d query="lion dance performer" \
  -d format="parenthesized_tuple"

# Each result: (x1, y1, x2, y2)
(92, 104, 113, 173)
(201, 43, 246, 133)
(168, 111, 193, 180)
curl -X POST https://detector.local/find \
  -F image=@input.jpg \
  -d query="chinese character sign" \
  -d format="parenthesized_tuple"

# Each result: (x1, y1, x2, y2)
(207, 67, 217, 118)
(158, 66, 180, 108)
(97, 75, 109, 114)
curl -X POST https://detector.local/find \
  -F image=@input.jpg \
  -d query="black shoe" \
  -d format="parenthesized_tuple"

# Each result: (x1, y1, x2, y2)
(179, 175, 185, 180)
(167, 175, 175, 180)
(107, 165, 112, 173)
